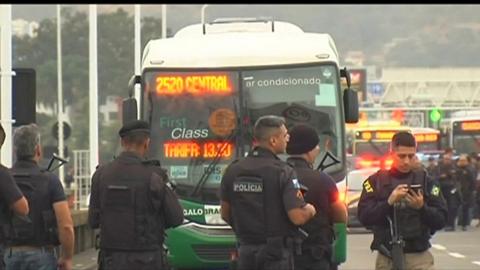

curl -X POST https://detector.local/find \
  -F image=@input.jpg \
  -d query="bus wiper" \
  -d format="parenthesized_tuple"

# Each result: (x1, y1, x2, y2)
(316, 151, 340, 171)
(191, 99, 241, 198)
(190, 128, 238, 198)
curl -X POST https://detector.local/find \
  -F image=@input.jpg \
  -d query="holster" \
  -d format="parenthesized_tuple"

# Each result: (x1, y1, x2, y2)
(288, 228, 308, 255)
(377, 244, 392, 259)
(95, 233, 100, 250)
(285, 236, 302, 256)
(97, 250, 104, 270)
(42, 210, 59, 245)
(265, 236, 285, 259)
(257, 237, 292, 270)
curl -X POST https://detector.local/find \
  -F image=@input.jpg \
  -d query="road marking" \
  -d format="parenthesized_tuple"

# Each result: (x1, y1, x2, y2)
(431, 244, 447, 250)
(448, 252, 466, 258)
(472, 261, 480, 266)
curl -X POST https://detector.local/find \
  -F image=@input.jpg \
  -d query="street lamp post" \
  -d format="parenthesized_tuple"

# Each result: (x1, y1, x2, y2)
(162, 4, 167, 39)
(89, 5, 99, 176)
(0, 5, 13, 167)
(134, 5, 141, 118)
(57, 5, 65, 183)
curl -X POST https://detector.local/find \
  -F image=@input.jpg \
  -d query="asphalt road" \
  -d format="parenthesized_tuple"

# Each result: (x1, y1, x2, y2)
(341, 222, 480, 270)
(73, 221, 480, 270)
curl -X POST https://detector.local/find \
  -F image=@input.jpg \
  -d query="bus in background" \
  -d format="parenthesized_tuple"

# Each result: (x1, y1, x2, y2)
(410, 127, 441, 153)
(440, 116, 480, 155)
(125, 17, 358, 269)
(350, 125, 410, 169)
(411, 127, 443, 165)
(350, 126, 441, 170)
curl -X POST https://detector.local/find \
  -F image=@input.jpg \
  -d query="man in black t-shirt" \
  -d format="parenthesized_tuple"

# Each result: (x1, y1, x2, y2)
(0, 124, 29, 270)
(5, 124, 74, 270)
(286, 123, 347, 270)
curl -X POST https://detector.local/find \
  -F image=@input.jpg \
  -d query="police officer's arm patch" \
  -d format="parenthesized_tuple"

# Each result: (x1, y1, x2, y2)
(363, 179, 374, 193)
(291, 179, 304, 199)
(430, 185, 440, 197)
(292, 179, 301, 189)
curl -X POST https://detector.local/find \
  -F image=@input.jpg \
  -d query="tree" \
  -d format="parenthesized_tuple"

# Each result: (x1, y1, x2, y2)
(13, 7, 170, 165)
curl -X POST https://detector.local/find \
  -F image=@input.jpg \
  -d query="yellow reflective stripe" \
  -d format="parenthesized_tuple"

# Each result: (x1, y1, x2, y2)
(363, 179, 374, 193)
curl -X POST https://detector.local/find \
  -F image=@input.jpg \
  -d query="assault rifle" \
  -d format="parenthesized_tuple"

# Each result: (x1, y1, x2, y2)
(387, 206, 405, 270)
(45, 153, 68, 172)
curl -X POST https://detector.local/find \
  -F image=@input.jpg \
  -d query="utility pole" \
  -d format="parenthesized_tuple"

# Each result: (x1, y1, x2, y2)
(89, 5, 99, 175)
(134, 5, 141, 119)
(162, 4, 167, 39)
(0, 5, 13, 167)
(57, 5, 65, 183)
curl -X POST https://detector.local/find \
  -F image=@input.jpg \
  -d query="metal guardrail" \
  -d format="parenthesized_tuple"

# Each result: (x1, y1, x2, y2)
(73, 150, 91, 210)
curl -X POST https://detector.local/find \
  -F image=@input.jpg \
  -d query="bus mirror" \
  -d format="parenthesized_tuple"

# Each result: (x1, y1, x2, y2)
(343, 88, 359, 123)
(340, 67, 351, 88)
(122, 97, 138, 124)
(128, 75, 141, 95)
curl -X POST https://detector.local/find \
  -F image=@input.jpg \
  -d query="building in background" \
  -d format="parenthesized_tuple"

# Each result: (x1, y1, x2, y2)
(12, 19, 39, 38)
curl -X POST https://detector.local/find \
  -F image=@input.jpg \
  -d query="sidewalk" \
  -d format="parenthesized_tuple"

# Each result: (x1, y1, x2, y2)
(73, 248, 98, 270)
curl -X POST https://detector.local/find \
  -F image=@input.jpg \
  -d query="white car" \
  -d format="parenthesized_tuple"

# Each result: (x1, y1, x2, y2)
(337, 167, 380, 228)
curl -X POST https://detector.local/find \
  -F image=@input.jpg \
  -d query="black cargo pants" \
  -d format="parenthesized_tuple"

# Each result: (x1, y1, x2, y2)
(294, 245, 332, 270)
(237, 243, 294, 270)
(98, 249, 165, 270)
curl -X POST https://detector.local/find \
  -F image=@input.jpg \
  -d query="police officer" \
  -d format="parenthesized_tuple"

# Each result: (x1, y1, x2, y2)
(286, 124, 347, 270)
(437, 148, 459, 231)
(0, 124, 29, 270)
(88, 120, 184, 270)
(358, 131, 447, 270)
(456, 154, 475, 231)
(425, 157, 438, 181)
(5, 124, 74, 270)
(220, 115, 316, 270)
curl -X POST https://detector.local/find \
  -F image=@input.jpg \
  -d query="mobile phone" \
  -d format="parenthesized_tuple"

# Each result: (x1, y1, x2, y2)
(409, 184, 422, 193)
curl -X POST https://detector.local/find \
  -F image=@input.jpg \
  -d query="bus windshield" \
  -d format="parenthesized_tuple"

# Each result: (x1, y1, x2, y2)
(144, 71, 240, 204)
(453, 135, 480, 154)
(452, 120, 480, 154)
(417, 141, 440, 152)
(143, 64, 345, 204)
(415, 134, 440, 153)
(355, 141, 390, 157)
(242, 64, 343, 174)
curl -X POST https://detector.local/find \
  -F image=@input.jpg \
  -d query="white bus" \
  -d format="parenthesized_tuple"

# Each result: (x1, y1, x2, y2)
(126, 17, 358, 269)
(440, 115, 480, 154)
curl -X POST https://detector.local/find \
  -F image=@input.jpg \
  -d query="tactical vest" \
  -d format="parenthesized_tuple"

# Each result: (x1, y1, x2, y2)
(301, 208, 332, 247)
(229, 156, 296, 244)
(7, 169, 59, 247)
(438, 163, 456, 187)
(372, 169, 431, 252)
(98, 160, 164, 251)
(285, 160, 333, 250)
